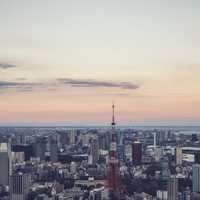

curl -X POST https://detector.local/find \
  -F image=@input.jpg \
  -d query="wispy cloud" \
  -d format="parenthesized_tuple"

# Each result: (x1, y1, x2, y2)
(0, 78, 140, 92)
(58, 78, 139, 90)
(0, 62, 17, 69)
(0, 81, 42, 91)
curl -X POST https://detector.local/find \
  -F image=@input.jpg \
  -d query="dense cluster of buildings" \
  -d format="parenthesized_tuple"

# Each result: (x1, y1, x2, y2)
(1, 121, 200, 199)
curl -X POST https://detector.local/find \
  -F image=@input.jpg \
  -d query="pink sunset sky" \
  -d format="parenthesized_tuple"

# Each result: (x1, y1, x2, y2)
(0, 0, 200, 126)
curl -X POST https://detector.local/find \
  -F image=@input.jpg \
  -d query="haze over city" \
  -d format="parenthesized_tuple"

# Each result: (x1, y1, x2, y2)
(0, 0, 200, 125)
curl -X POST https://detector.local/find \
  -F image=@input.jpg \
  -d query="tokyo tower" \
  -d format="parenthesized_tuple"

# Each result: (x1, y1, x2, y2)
(107, 103, 121, 199)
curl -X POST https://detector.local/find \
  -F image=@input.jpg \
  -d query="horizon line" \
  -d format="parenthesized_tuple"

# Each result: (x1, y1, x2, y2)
(0, 123, 200, 128)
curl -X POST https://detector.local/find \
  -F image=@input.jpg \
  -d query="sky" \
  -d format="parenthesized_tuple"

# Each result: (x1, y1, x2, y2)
(0, 0, 200, 126)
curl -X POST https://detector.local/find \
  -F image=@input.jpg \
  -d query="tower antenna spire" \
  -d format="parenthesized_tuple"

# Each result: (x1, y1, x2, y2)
(112, 102, 115, 126)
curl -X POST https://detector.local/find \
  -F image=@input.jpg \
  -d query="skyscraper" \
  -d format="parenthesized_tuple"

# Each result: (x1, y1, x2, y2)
(124, 144, 132, 162)
(0, 142, 12, 185)
(98, 132, 110, 151)
(175, 147, 182, 165)
(10, 173, 31, 200)
(167, 176, 178, 200)
(193, 164, 200, 192)
(161, 157, 171, 190)
(50, 139, 59, 162)
(69, 129, 76, 145)
(195, 152, 200, 164)
(155, 146, 162, 162)
(132, 141, 142, 165)
(90, 138, 99, 164)
(153, 132, 157, 148)
(34, 137, 46, 161)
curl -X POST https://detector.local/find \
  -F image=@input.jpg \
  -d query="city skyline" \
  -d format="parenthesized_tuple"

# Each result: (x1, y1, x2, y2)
(1, 0, 200, 125)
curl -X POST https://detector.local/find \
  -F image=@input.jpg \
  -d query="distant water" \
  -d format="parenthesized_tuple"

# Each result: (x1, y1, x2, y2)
(133, 126, 200, 131)
(133, 126, 200, 134)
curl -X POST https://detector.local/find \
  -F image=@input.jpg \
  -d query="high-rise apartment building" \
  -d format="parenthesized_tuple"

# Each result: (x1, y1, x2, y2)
(155, 146, 162, 162)
(193, 164, 200, 192)
(34, 137, 46, 161)
(10, 173, 31, 200)
(132, 141, 142, 165)
(195, 152, 200, 164)
(0, 142, 12, 185)
(50, 139, 58, 162)
(98, 132, 110, 151)
(167, 176, 178, 200)
(161, 157, 171, 190)
(175, 147, 182, 165)
(90, 138, 99, 164)
(69, 129, 76, 145)
(124, 144, 132, 162)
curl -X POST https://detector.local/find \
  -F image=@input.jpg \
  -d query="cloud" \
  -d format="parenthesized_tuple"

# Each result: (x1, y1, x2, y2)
(0, 78, 140, 92)
(0, 63, 17, 69)
(0, 81, 42, 91)
(58, 78, 139, 90)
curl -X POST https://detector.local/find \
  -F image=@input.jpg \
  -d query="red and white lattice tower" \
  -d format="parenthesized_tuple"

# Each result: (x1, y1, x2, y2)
(107, 103, 121, 199)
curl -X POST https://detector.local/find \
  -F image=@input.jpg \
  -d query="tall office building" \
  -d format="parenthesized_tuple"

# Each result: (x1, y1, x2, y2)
(175, 147, 182, 165)
(155, 146, 162, 162)
(153, 132, 157, 148)
(161, 157, 171, 190)
(132, 141, 142, 165)
(34, 137, 46, 161)
(195, 152, 200, 164)
(69, 129, 76, 145)
(98, 132, 110, 151)
(81, 134, 91, 146)
(14, 134, 26, 145)
(57, 131, 70, 147)
(124, 144, 132, 162)
(167, 176, 178, 200)
(90, 138, 99, 164)
(10, 173, 31, 200)
(193, 164, 200, 192)
(0, 142, 12, 185)
(50, 139, 59, 162)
